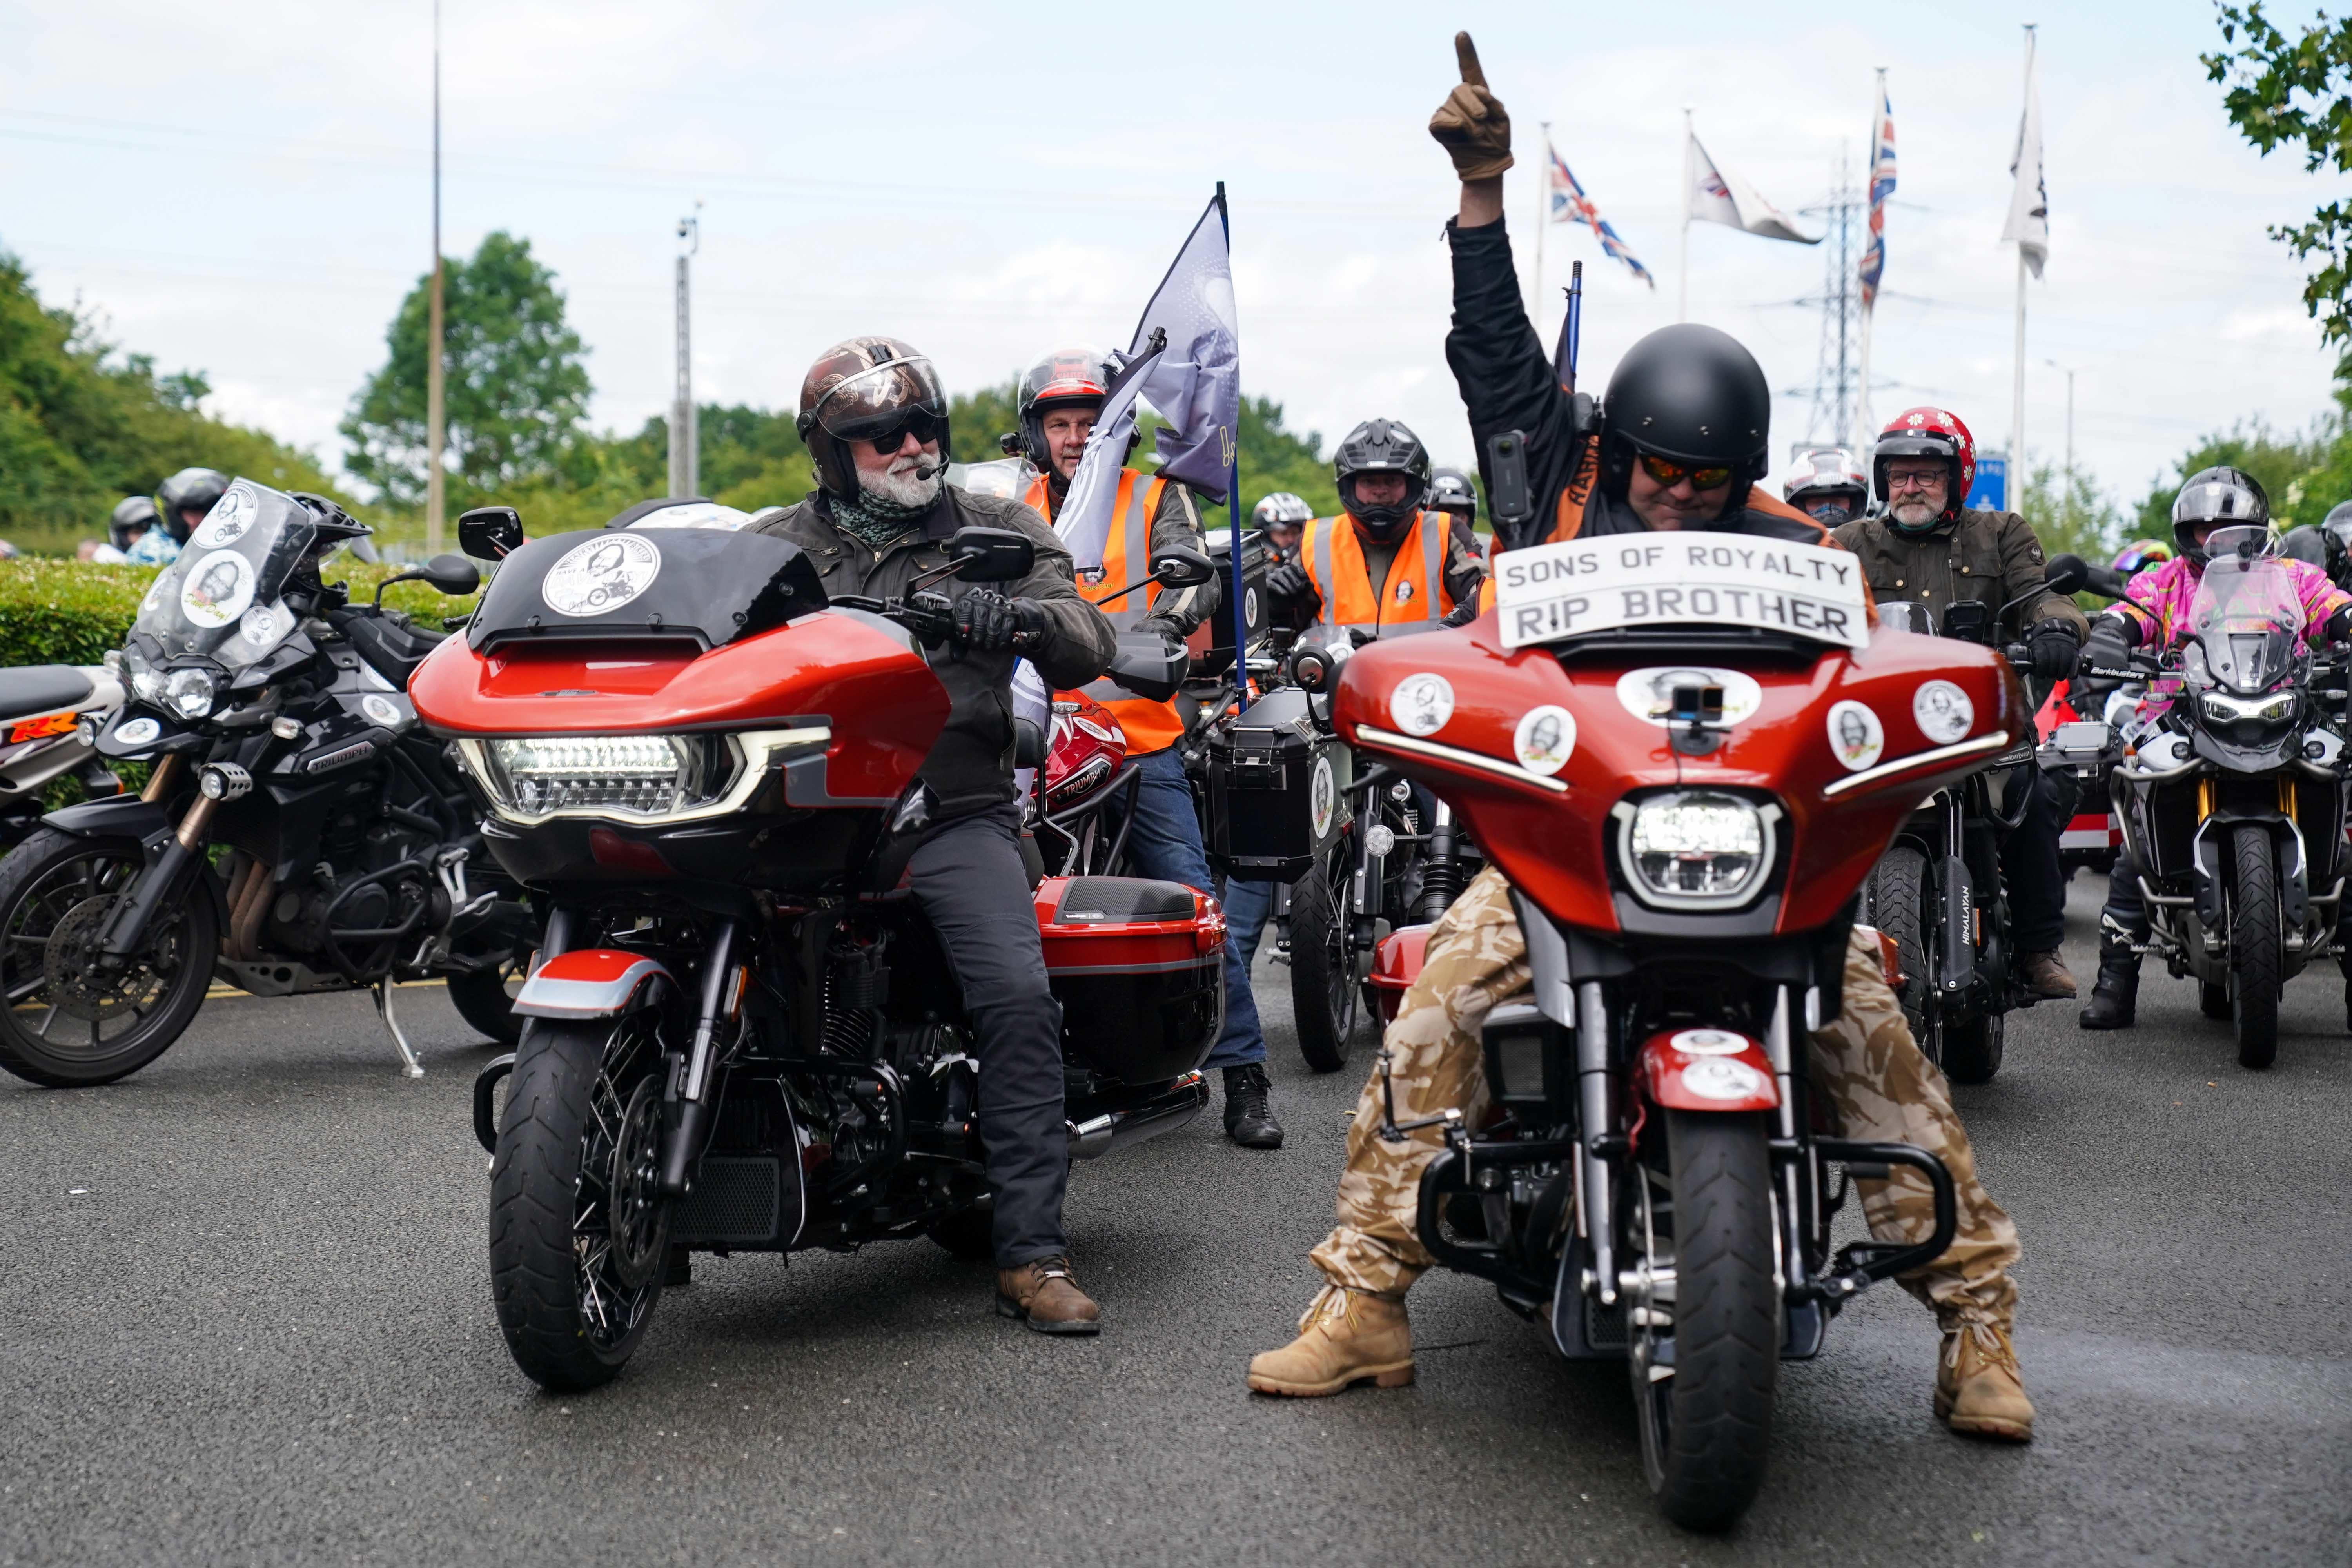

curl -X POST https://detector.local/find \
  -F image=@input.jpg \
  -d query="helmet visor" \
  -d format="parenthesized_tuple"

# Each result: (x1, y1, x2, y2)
(2173, 476, 2263, 527)
(813, 356, 949, 448)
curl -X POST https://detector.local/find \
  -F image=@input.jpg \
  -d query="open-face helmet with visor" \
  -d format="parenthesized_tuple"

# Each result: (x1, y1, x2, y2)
(2171, 466, 2269, 567)
(1333, 418, 1432, 542)
(1015, 346, 1112, 473)
(795, 336, 951, 503)
(1428, 466, 1479, 527)
(1871, 407, 1976, 534)
(109, 495, 162, 552)
(1784, 446, 1870, 524)
(1252, 491, 1313, 559)
(156, 466, 230, 544)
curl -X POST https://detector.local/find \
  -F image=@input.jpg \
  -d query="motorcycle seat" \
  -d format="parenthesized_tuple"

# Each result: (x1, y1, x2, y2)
(342, 613, 447, 688)
(0, 665, 93, 719)
(1050, 876, 1197, 924)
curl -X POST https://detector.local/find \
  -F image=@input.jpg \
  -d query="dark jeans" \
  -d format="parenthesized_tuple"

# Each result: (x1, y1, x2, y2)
(1108, 746, 1268, 1071)
(908, 806, 1069, 1269)
(2001, 766, 2069, 954)
(1213, 875, 1279, 1067)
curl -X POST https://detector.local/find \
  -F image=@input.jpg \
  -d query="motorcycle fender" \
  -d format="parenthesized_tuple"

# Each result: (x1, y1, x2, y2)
(512, 949, 673, 1020)
(42, 791, 173, 849)
(1635, 1028, 1778, 1113)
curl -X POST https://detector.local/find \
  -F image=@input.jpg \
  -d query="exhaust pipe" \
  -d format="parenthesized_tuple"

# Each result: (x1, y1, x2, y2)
(1065, 1114, 1116, 1159)
(1066, 1071, 1211, 1161)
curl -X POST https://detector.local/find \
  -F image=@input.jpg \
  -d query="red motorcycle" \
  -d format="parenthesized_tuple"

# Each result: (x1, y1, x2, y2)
(1316, 557, 2020, 1528)
(412, 509, 1222, 1391)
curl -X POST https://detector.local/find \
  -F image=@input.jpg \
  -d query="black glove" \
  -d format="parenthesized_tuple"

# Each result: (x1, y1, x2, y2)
(1265, 560, 1314, 604)
(1442, 597, 1482, 629)
(2328, 606, 2352, 645)
(2077, 617, 2133, 679)
(2027, 620, 2081, 682)
(952, 589, 1047, 652)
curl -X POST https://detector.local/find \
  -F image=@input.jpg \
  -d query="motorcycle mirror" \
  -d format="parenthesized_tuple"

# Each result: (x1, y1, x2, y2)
(1150, 546, 1216, 588)
(348, 536, 381, 566)
(457, 506, 524, 561)
(420, 553, 482, 597)
(2042, 554, 2089, 596)
(948, 526, 1035, 583)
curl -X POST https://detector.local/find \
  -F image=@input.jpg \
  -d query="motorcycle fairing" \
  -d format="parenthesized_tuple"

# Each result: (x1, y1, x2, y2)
(1634, 1027, 1779, 1113)
(514, 949, 676, 1019)
(463, 527, 827, 654)
(42, 791, 173, 846)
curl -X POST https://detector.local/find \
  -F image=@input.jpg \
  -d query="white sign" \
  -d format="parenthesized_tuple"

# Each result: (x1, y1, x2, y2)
(1492, 535, 1868, 650)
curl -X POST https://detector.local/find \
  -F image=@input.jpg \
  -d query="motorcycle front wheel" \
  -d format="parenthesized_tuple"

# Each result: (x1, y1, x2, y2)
(0, 829, 218, 1087)
(1862, 845, 1941, 1068)
(1287, 844, 1358, 1073)
(490, 1013, 670, 1390)
(1940, 1007, 2005, 1085)
(2230, 823, 2280, 1069)
(1630, 1109, 1779, 1533)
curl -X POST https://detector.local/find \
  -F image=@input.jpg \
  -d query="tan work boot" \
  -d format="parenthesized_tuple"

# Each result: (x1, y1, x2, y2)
(1936, 1323, 2035, 1442)
(2019, 950, 2078, 1000)
(995, 1256, 1100, 1335)
(1247, 1285, 1415, 1397)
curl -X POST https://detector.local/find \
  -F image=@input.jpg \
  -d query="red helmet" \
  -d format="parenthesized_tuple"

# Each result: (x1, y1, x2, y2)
(1871, 407, 1976, 530)
(1016, 345, 1112, 470)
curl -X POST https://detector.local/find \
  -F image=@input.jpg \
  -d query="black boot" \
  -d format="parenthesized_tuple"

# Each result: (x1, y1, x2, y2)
(2078, 949, 2139, 1030)
(1222, 1063, 1283, 1149)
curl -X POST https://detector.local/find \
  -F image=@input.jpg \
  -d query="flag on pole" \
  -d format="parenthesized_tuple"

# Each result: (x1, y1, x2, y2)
(1054, 334, 1167, 573)
(1546, 140, 1653, 288)
(1858, 86, 1896, 309)
(1128, 192, 1240, 503)
(2002, 31, 2049, 278)
(1685, 131, 1821, 244)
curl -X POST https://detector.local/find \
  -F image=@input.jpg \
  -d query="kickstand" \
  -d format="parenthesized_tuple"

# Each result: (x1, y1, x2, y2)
(374, 978, 424, 1078)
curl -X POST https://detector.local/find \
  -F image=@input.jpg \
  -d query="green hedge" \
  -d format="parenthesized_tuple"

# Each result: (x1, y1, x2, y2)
(0, 560, 484, 670)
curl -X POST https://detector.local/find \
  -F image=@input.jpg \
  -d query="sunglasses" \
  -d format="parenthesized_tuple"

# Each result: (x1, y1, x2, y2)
(862, 410, 947, 454)
(1638, 453, 1734, 490)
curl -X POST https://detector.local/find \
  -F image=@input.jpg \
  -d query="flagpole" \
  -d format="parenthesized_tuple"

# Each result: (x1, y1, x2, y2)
(426, 0, 445, 555)
(1533, 121, 1549, 342)
(1218, 182, 1249, 708)
(1678, 107, 1693, 323)
(2010, 27, 2034, 494)
(1853, 67, 1884, 452)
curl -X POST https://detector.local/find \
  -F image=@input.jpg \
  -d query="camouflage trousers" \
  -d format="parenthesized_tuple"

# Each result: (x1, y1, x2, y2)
(1309, 866, 2021, 1333)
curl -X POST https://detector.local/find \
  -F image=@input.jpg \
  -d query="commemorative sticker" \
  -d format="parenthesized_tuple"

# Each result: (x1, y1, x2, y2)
(1681, 1058, 1769, 1101)
(1671, 1028, 1749, 1056)
(360, 694, 405, 729)
(1395, 579, 1416, 605)
(1826, 700, 1885, 772)
(1913, 680, 1975, 744)
(1244, 587, 1261, 628)
(238, 603, 281, 648)
(180, 550, 256, 628)
(140, 574, 170, 615)
(1390, 672, 1455, 737)
(113, 716, 162, 748)
(541, 533, 662, 617)
(189, 483, 257, 549)
(1310, 754, 1337, 838)
(1512, 705, 1576, 775)
(1614, 666, 1764, 727)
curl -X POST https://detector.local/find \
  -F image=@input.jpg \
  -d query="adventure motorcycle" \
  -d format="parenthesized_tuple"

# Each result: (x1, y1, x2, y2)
(0, 481, 536, 1087)
(1327, 544, 2015, 1528)
(421, 507, 1222, 1392)
(0, 662, 127, 848)
(2093, 525, 2349, 1067)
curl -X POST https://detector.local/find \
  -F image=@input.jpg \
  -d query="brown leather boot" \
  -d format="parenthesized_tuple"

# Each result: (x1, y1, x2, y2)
(1936, 1323, 2035, 1442)
(2019, 950, 2078, 1000)
(995, 1256, 1100, 1335)
(1246, 1285, 1415, 1397)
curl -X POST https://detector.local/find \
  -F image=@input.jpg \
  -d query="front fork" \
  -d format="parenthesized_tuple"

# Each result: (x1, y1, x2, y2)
(95, 755, 211, 964)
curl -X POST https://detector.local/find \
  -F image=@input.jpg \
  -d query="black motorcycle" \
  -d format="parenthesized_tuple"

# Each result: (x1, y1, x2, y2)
(0, 481, 537, 1087)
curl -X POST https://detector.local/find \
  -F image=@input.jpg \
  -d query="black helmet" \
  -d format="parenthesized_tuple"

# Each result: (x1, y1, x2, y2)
(1333, 418, 1431, 542)
(2171, 466, 2268, 566)
(2322, 500, 2352, 579)
(1597, 324, 1771, 511)
(156, 467, 230, 543)
(1015, 345, 1112, 472)
(795, 336, 950, 503)
(2280, 524, 2330, 572)
(109, 495, 160, 552)
(1428, 466, 1479, 526)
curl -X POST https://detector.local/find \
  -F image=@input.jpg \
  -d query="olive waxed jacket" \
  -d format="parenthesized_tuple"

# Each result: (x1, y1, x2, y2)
(1831, 507, 2088, 641)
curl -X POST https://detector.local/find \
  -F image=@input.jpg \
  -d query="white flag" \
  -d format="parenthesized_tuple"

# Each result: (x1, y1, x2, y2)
(1052, 336, 1166, 574)
(2003, 31, 2049, 278)
(1686, 132, 1820, 245)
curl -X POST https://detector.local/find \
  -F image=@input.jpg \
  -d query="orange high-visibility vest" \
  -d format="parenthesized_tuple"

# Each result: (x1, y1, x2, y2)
(1301, 510, 1454, 635)
(1026, 468, 1187, 754)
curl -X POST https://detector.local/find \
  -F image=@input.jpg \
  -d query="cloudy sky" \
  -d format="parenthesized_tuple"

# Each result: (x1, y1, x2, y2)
(1, 0, 2339, 513)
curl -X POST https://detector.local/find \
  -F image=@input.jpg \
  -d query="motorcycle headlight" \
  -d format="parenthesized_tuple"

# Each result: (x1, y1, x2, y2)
(2199, 690, 2297, 727)
(1616, 790, 1778, 908)
(164, 666, 219, 720)
(481, 734, 727, 818)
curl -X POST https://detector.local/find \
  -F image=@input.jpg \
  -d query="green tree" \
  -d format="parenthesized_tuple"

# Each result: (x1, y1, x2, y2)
(2207, 4, 2352, 362)
(2134, 415, 2337, 535)
(2018, 456, 2128, 564)
(341, 232, 592, 505)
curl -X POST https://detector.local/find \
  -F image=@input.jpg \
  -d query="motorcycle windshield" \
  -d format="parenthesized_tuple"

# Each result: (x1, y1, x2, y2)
(2188, 551, 2303, 695)
(464, 526, 830, 653)
(131, 478, 316, 667)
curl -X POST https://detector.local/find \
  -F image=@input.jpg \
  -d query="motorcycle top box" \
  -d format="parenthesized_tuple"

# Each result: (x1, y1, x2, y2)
(1204, 685, 1351, 881)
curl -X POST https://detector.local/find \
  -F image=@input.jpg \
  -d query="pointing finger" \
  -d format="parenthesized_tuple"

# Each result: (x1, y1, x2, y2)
(1455, 31, 1487, 89)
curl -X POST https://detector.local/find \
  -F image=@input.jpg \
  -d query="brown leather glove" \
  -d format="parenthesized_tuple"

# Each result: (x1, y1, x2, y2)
(1429, 33, 1514, 181)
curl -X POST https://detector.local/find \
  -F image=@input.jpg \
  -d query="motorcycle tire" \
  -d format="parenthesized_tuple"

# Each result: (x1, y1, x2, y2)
(0, 828, 217, 1088)
(445, 956, 526, 1045)
(2200, 981, 2231, 1021)
(1940, 1009, 2005, 1085)
(1863, 845, 1940, 1068)
(1288, 847, 1357, 1074)
(490, 1014, 670, 1391)
(2230, 824, 2281, 1070)
(1632, 1109, 1779, 1534)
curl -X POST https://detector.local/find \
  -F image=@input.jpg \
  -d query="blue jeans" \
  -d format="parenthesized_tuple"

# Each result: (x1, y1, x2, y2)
(1111, 746, 1268, 1071)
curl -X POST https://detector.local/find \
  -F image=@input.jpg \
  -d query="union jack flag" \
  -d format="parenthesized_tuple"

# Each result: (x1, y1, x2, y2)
(1858, 86, 1896, 310)
(1546, 140, 1653, 289)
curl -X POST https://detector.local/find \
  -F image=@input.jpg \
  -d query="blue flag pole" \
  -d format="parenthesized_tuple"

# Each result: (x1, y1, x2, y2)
(1218, 182, 1249, 707)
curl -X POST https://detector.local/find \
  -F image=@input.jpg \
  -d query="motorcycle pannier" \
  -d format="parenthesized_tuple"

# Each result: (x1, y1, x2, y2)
(1205, 686, 1351, 882)
(1035, 876, 1224, 1086)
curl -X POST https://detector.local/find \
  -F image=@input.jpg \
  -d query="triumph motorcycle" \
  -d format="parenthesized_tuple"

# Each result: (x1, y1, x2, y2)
(420, 506, 1223, 1392)
(1330, 537, 2016, 1528)
(0, 481, 537, 1087)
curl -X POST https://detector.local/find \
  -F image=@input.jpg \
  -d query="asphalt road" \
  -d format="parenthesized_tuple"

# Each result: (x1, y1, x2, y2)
(4, 875, 2349, 1568)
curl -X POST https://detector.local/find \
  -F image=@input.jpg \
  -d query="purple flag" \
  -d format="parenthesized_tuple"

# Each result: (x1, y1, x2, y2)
(1129, 193, 1239, 504)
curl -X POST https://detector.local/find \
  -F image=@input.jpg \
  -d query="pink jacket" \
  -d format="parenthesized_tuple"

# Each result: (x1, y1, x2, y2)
(2114, 554, 2352, 650)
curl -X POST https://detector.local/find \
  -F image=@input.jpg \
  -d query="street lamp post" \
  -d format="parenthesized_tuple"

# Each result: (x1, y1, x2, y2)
(425, 0, 445, 555)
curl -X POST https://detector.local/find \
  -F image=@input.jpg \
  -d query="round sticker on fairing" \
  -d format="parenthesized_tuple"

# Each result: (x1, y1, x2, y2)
(1310, 755, 1337, 838)
(1826, 700, 1885, 772)
(1614, 666, 1765, 727)
(542, 533, 663, 617)
(1244, 587, 1261, 629)
(1671, 1028, 1748, 1056)
(360, 694, 406, 729)
(1513, 705, 1576, 775)
(238, 603, 281, 648)
(180, 551, 256, 628)
(1913, 680, 1975, 744)
(189, 483, 257, 549)
(1682, 1058, 1768, 1101)
(1390, 672, 1455, 736)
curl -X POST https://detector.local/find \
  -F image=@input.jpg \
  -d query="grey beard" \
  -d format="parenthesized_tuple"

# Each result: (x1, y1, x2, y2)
(860, 459, 943, 512)
(1891, 499, 1939, 528)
